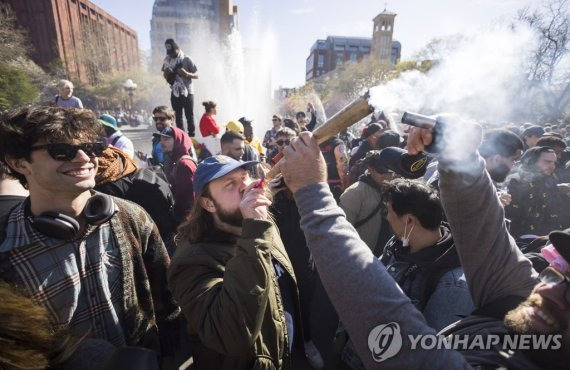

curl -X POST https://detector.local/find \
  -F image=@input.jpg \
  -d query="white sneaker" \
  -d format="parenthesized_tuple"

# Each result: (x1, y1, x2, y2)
(304, 340, 324, 370)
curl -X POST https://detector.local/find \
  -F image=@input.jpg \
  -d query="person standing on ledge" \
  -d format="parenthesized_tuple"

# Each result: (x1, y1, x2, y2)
(162, 38, 198, 137)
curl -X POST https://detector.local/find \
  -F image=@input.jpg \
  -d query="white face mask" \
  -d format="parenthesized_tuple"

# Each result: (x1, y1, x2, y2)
(401, 219, 415, 247)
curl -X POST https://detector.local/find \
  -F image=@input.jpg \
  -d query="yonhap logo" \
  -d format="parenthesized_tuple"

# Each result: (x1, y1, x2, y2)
(368, 322, 403, 362)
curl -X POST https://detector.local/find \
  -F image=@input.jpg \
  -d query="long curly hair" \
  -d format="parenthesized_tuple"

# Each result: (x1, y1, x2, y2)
(0, 281, 83, 370)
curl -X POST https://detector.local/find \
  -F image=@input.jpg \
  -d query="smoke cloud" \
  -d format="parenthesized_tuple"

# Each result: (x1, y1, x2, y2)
(369, 24, 539, 126)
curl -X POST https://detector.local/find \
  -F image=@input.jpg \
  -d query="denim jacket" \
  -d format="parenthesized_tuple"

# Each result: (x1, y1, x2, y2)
(381, 225, 474, 331)
(340, 224, 474, 369)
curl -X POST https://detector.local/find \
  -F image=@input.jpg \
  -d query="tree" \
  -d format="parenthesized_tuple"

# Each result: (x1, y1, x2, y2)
(516, 0, 570, 120)
(0, 3, 49, 108)
(0, 63, 38, 110)
(278, 57, 432, 123)
(0, 3, 29, 63)
(74, 68, 168, 111)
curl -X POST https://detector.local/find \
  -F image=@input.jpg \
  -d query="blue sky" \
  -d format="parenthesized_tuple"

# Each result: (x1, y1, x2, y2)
(92, 0, 529, 88)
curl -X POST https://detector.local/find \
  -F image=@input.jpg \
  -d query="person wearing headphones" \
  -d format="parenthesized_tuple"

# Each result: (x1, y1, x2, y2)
(0, 106, 180, 365)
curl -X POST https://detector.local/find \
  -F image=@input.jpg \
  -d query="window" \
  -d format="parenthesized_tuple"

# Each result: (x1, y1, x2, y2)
(361, 46, 370, 53)
(349, 45, 358, 51)
(350, 53, 357, 62)
(336, 53, 344, 66)
(306, 54, 314, 70)
(334, 44, 345, 51)
(318, 54, 324, 68)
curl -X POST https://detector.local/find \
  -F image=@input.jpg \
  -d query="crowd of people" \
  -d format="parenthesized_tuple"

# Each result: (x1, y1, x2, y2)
(0, 38, 569, 370)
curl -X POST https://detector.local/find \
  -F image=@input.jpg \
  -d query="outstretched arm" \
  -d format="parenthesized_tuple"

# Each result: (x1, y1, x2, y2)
(281, 132, 470, 369)
(406, 125, 537, 308)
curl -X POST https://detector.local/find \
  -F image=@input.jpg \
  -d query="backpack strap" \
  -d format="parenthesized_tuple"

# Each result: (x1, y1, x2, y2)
(354, 201, 383, 228)
(176, 155, 196, 168)
(111, 135, 122, 146)
(174, 155, 196, 177)
(54, 95, 59, 104)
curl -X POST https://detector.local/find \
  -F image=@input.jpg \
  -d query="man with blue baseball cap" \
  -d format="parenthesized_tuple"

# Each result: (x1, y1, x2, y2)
(168, 155, 306, 369)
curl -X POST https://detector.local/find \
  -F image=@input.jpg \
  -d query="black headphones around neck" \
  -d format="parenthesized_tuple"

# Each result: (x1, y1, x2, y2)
(26, 193, 116, 241)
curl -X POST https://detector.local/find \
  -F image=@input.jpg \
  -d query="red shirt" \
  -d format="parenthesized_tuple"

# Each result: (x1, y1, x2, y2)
(199, 113, 220, 137)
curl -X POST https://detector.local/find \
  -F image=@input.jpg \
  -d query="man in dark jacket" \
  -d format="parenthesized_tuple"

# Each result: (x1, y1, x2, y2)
(505, 146, 570, 238)
(348, 122, 385, 169)
(168, 155, 304, 369)
(95, 146, 178, 248)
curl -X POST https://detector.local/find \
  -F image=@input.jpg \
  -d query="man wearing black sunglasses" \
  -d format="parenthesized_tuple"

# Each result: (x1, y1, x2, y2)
(136, 105, 175, 166)
(272, 127, 296, 165)
(0, 106, 180, 364)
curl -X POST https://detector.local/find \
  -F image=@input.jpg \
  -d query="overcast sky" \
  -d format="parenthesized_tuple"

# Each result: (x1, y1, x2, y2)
(92, 0, 531, 88)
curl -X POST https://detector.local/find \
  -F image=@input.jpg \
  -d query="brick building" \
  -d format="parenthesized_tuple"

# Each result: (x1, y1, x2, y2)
(6, 0, 139, 85)
(305, 8, 402, 82)
(305, 36, 372, 81)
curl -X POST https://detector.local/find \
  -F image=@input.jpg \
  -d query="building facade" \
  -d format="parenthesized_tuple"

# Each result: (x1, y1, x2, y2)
(305, 36, 372, 81)
(150, 0, 238, 69)
(371, 9, 397, 63)
(6, 0, 139, 85)
(305, 35, 401, 81)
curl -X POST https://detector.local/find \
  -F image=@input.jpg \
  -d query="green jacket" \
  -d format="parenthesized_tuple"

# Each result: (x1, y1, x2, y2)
(168, 219, 303, 369)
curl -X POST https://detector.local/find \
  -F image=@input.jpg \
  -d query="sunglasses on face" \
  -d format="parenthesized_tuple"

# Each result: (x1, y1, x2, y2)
(30, 142, 106, 161)
(538, 267, 570, 304)
(276, 139, 291, 146)
(153, 116, 168, 121)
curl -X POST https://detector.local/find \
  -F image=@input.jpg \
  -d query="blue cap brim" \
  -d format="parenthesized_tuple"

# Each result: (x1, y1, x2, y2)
(196, 160, 259, 195)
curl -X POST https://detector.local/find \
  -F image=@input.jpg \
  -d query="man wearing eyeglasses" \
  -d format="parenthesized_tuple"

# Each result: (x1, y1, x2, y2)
(135, 105, 175, 166)
(0, 106, 180, 363)
(272, 127, 296, 165)
(263, 114, 283, 161)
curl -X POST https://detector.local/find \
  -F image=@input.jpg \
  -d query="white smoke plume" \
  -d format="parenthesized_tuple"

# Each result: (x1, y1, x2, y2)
(369, 23, 539, 126)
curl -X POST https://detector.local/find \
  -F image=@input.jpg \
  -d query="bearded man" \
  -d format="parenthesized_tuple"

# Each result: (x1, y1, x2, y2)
(168, 155, 305, 369)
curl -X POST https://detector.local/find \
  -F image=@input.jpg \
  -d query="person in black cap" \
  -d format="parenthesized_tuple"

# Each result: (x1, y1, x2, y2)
(505, 146, 570, 238)
(348, 121, 385, 170)
(168, 155, 306, 369)
(340, 150, 393, 254)
(162, 38, 199, 136)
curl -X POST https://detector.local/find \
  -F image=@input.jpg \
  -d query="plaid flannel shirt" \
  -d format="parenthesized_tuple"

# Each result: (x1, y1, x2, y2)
(0, 196, 180, 356)
(0, 201, 127, 346)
